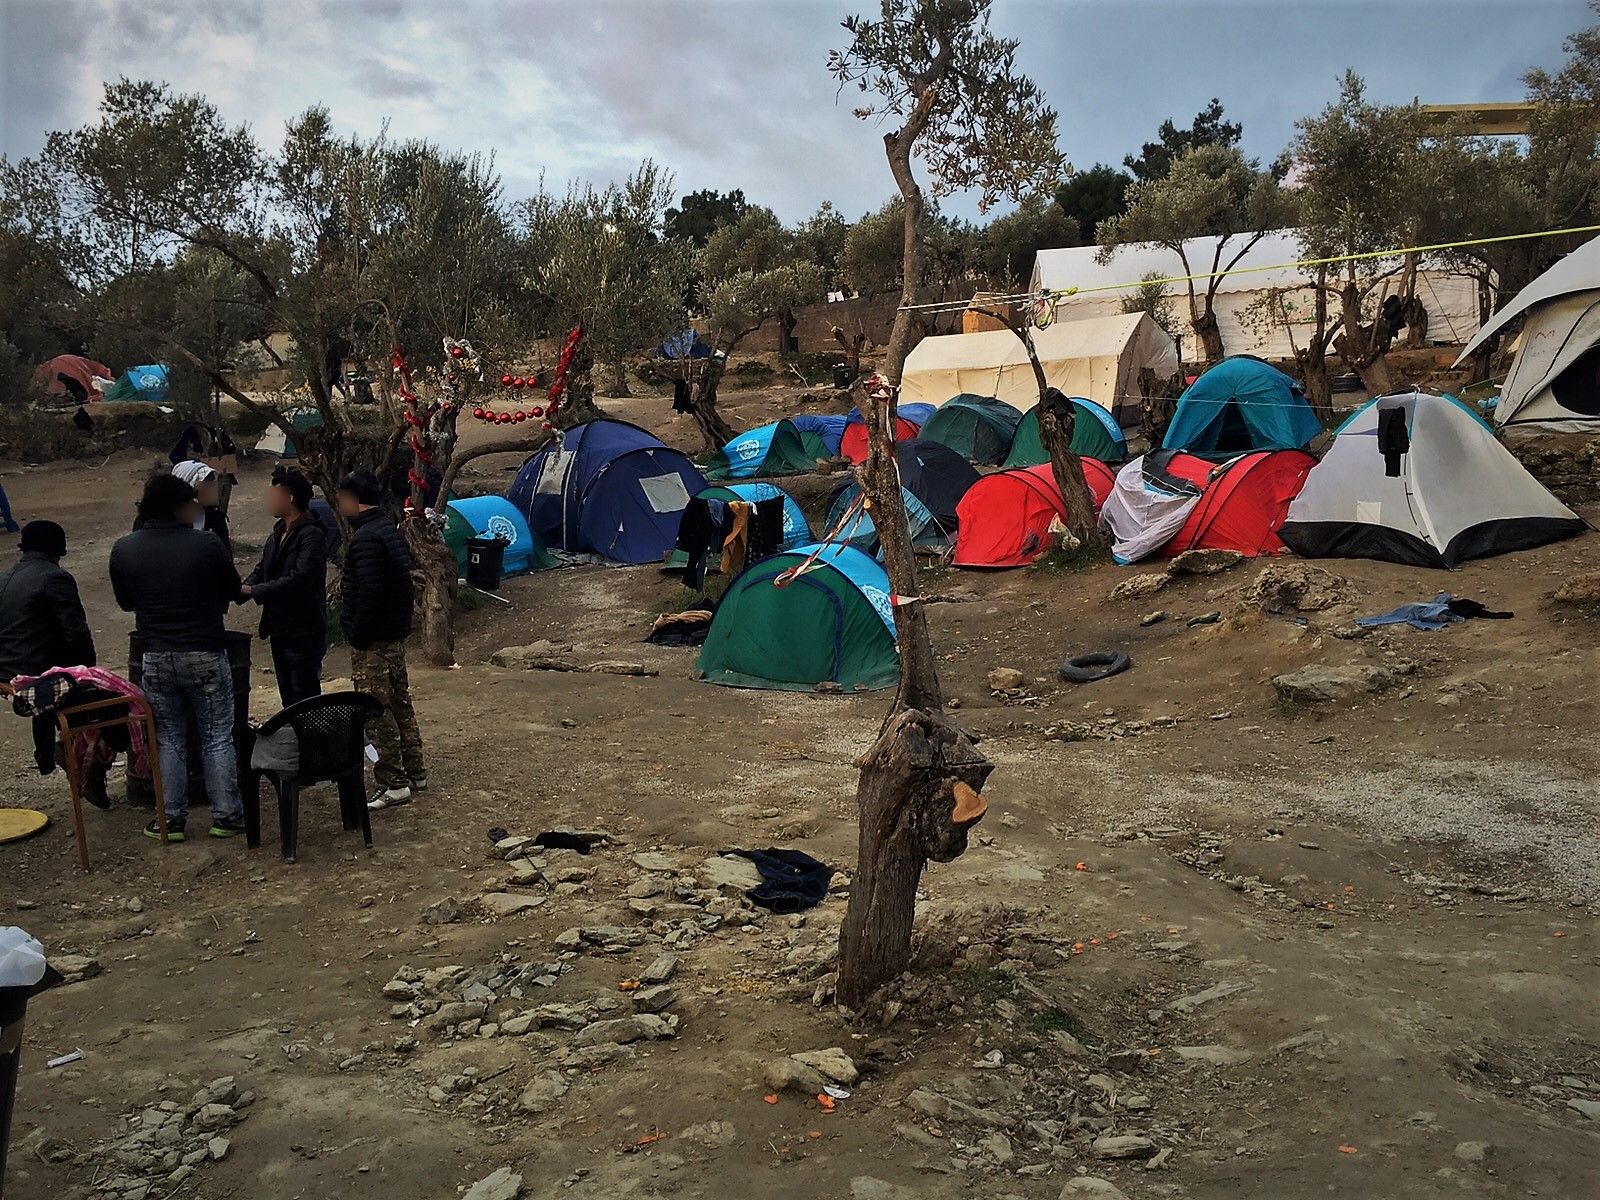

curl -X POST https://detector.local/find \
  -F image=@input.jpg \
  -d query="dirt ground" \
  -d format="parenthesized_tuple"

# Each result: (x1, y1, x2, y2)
(2, 392, 1597, 1200)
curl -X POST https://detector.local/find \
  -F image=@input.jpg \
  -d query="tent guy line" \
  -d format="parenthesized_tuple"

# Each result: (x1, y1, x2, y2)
(894, 222, 1600, 316)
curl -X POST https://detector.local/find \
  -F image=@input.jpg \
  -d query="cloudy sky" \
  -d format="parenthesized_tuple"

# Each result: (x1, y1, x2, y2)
(0, 0, 1590, 223)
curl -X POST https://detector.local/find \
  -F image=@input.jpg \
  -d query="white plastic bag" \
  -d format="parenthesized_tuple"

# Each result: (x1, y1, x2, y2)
(0, 927, 47, 988)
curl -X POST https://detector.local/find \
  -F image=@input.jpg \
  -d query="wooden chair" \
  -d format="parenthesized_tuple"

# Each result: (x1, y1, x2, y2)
(53, 693, 168, 870)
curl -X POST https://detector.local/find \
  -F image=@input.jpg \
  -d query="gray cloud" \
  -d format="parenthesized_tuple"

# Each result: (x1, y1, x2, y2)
(2, 0, 1593, 224)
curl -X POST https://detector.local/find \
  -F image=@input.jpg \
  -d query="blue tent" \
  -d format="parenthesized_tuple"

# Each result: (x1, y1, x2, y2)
(704, 419, 831, 480)
(1163, 357, 1322, 457)
(707, 482, 811, 549)
(790, 414, 850, 455)
(104, 363, 170, 403)
(826, 482, 947, 554)
(846, 402, 936, 427)
(657, 330, 712, 360)
(508, 419, 706, 565)
(448, 495, 551, 575)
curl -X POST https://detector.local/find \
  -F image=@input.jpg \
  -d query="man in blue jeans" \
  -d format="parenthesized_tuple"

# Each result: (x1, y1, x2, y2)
(110, 473, 244, 842)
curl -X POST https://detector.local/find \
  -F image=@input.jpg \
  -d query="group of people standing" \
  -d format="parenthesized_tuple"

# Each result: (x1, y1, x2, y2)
(0, 463, 428, 843)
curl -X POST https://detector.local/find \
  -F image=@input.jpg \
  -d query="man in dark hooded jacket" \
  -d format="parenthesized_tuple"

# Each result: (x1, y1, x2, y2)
(241, 466, 327, 705)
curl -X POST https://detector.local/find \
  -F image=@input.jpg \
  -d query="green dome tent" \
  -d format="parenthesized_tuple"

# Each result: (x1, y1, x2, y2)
(696, 545, 899, 691)
(1004, 399, 1127, 467)
(705, 419, 832, 480)
(917, 394, 1024, 464)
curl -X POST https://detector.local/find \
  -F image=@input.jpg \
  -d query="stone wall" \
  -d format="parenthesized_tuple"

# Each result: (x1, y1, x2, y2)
(723, 285, 973, 356)
(1507, 434, 1600, 505)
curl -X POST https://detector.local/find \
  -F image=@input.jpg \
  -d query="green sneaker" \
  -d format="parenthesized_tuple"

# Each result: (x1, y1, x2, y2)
(145, 818, 185, 843)
(209, 817, 245, 839)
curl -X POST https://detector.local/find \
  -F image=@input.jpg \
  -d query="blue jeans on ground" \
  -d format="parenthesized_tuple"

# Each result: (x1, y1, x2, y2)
(142, 650, 241, 824)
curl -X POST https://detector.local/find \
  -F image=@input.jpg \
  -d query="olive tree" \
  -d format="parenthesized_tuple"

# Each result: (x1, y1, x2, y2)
(827, 0, 1061, 1012)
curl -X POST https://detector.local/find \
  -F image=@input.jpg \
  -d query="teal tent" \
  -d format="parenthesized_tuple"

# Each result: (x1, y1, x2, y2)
(445, 496, 554, 576)
(705, 419, 831, 479)
(1163, 357, 1322, 457)
(1004, 399, 1127, 467)
(917, 394, 1024, 464)
(825, 482, 948, 553)
(697, 545, 899, 691)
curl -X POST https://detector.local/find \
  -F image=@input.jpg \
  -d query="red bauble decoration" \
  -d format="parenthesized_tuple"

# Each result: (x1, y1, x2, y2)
(500, 373, 512, 386)
(512, 376, 525, 388)
(541, 420, 554, 431)
(514, 411, 526, 422)
(472, 408, 485, 419)
(529, 405, 544, 418)
(496, 412, 511, 424)
(449, 345, 465, 359)
(447, 372, 457, 383)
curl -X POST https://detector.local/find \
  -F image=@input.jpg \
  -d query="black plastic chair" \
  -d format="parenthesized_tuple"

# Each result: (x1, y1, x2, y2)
(243, 691, 384, 862)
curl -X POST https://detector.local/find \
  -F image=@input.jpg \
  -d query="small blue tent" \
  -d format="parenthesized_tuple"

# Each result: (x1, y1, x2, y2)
(657, 330, 712, 360)
(448, 495, 551, 575)
(704, 419, 831, 480)
(508, 419, 707, 564)
(104, 363, 171, 403)
(790, 414, 850, 455)
(1163, 357, 1322, 457)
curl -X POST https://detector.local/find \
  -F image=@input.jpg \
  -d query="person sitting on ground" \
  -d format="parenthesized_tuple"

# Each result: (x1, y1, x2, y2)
(170, 460, 231, 549)
(110, 474, 244, 843)
(0, 521, 108, 803)
(240, 466, 328, 706)
(337, 470, 426, 810)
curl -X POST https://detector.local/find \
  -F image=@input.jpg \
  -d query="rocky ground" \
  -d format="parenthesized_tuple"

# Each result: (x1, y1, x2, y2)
(2, 391, 1598, 1200)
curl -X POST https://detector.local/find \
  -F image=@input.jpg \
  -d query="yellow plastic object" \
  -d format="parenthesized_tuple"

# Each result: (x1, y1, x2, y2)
(0, 807, 50, 844)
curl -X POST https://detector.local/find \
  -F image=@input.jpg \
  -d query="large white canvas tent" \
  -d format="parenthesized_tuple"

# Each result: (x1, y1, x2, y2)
(1454, 234, 1600, 436)
(1278, 390, 1585, 569)
(899, 311, 1178, 426)
(1032, 231, 1481, 362)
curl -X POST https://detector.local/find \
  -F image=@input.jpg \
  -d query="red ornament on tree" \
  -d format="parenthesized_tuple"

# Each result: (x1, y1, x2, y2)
(512, 376, 525, 388)
(541, 420, 554, 431)
(500, 373, 512, 386)
(473, 407, 485, 419)
(449, 345, 465, 359)
(529, 406, 543, 418)
(514, 411, 526, 422)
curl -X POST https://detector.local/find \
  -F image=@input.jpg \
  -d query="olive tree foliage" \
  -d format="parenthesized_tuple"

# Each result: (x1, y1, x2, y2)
(518, 161, 692, 406)
(1097, 143, 1294, 363)
(980, 195, 1079, 288)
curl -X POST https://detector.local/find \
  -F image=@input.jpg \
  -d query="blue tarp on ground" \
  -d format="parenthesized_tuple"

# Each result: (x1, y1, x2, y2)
(790, 414, 850, 455)
(508, 419, 707, 564)
(1163, 357, 1322, 456)
(449, 495, 545, 575)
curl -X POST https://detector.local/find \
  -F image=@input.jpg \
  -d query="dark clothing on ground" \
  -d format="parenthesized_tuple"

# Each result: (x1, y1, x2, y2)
(351, 638, 424, 789)
(270, 637, 324, 707)
(726, 848, 834, 913)
(0, 552, 96, 680)
(243, 512, 328, 642)
(110, 520, 241, 652)
(340, 508, 413, 650)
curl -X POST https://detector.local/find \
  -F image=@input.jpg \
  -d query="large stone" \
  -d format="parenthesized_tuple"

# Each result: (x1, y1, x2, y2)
(1246, 563, 1346, 613)
(1567, 1098, 1600, 1120)
(192, 1104, 235, 1132)
(850, 1178, 918, 1200)
(1110, 573, 1169, 601)
(1553, 570, 1600, 608)
(631, 852, 681, 873)
(429, 1001, 489, 1027)
(631, 985, 677, 1014)
(462, 1167, 524, 1200)
(903, 1087, 1007, 1128)
(640, 954, 678, 985)
(1091, 1134, 1157, 1159)
(791, 1047, 858, 1085)
(700, 855, 763, 890)
(489, 641, 570, 669)
(1168, 980, 1251, 1013)
(50, 954, 102, 984)
(478, 892, 546, 917)
(1060, 1179, 1131, 1200)
(1168, 548, 1243, 576)
(763, 1057, 827, 1095)
(987, 667, 1025, 691)
(572, 1014, 674, 1047)
(1271, 664, 1412, 705)
(518, 1071, 570, 1114)
(1172, 1044, 1254, 1065)
(679, 1120, 737, 1149)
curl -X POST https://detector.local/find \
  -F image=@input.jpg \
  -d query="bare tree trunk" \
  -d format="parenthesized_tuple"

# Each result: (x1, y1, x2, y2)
(880, 132, 929, 384)
(557, 339, 607, 427)
(1193, 308, 1226, 364)
(1334, 279, 1396, 396)
(402, 517, 457, 668)
(1037, 389, 1100, 544)
(603, 359, 632, 398)
(687, 359, 736, 454)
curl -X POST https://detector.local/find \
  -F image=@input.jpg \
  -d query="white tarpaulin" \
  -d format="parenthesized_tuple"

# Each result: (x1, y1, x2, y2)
(1098, 455, 1202, 564)
(1033, 231, 1482, 362)
(899, 311, 1178, 426)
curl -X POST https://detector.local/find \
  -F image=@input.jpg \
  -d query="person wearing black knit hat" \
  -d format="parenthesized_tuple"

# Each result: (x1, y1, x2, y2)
(0, 520, 102, 800)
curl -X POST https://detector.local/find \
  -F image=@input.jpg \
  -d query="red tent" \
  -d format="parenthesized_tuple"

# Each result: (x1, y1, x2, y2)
(32, 355, 112, 401)
(954, 460, 1116, 568)
(1159, 450, 1316, 558)
(839, 414, 920, 464)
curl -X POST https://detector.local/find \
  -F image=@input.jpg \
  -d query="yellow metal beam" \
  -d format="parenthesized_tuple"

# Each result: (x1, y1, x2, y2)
(1419, 102, 1538, 136)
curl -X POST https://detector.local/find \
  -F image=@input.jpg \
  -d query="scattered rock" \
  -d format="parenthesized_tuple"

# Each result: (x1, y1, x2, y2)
(1553, 570, 1600, 608)
(1110, 573, 1169, 601)
(640, 954, 678, 985)
(1168, 979, 1251, 1013)
(1454, 1141, 1492, 1163)
(1172, 1044, 1253, 1065)
(1139, 610, 1167, 626)
(572, 1015, 674, 1047)
(631, 985, 677, 1014)
(976, 1132, 1013, 1163)
(462, 1167, 524, 1200)
(1169, 548, 1243, 576)
(1271, 662, 1414, 705)
(192, 1104, 235, 1132)
(1567, 1098, 1600, 1120)
(850, 1178, 918, 1200)
(700, 855, 763, 890)
(518, 1072, 570, 1114)
(207, 1137, 230, 1161)
(420, 897, 465, 925)
(903, 1087, 1007, 1128)
(1092, 1134, 1157, 1160)
(631, 851, 680, 873)
(1187, 610, 1222, 626)
(1060, 1179, 1130, 1200)
(478, 892, 546, 917)
(763, 1057, 827, 1095)
(790, 1047, 858, 1085)
(988, 667, 1025, 691)
(50, 954, 102, 984)
(1246, 563, 1346, 613)
(679, 1120, 737, 1150)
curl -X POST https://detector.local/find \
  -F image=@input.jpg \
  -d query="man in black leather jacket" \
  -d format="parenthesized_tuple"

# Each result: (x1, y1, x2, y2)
(337, 470, 425, 810)
(241, 467, 327, 705)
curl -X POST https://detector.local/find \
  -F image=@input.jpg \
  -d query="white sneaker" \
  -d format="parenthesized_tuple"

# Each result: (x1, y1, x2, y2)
(368, 786, 412, 810)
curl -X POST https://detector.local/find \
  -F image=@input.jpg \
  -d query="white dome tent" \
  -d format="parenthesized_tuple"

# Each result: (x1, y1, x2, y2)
(1455, 233, 1600, 437)
(1278, 390, 1586, 569)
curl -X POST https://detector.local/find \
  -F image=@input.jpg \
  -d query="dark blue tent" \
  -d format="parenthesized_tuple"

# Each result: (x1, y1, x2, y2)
(657, 330, 712, 360)
(1163, 357, 1322, 457)
(508, 419, 707, 564)
(790, 414, 850, 455)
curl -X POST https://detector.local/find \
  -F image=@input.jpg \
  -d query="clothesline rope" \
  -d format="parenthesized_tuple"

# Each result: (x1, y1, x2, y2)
(896, 223, 1600, 317)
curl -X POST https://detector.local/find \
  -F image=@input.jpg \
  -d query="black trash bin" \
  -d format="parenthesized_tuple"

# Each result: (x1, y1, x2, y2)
(832, 364, 852, 390)
(127, 631, 251, 808)
(465, 537, 506, 592)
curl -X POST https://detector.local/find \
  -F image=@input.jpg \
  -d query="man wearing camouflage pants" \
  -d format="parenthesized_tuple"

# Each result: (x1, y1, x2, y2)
(337, 471, 426, 809)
